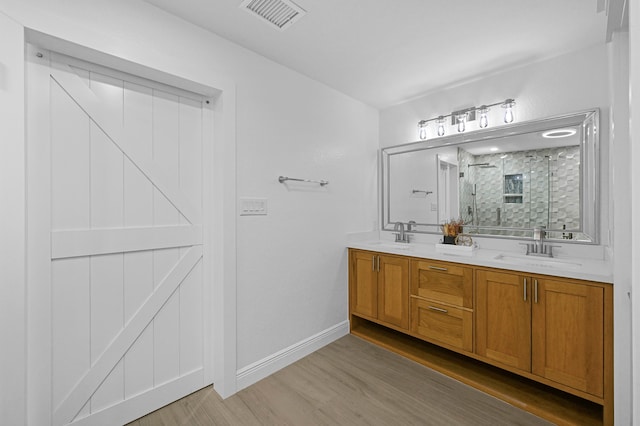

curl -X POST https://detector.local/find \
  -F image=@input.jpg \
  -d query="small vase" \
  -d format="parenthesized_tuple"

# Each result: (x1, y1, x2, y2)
(443, 236, 456, 245)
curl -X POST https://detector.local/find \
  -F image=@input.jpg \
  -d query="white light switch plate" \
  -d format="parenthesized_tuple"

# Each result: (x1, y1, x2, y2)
(240, 198, 268, 215)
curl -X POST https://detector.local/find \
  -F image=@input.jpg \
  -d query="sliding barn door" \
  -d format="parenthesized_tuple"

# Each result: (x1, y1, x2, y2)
(27, 46, 212, 426)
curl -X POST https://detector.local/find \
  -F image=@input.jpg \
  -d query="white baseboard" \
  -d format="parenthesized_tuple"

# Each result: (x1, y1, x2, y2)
(236, 320, 349, 391)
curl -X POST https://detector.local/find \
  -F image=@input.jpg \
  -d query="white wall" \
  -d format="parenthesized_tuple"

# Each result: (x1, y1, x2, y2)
(379, 43, 636, 421)
(608, 29, 633, 425)
(0, 0, 378, 421)
(0, 11, 26, 426)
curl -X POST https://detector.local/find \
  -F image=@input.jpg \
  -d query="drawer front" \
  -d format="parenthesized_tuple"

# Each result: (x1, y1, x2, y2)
(411, 298, 473, 352)
(411, 260, 473, 308)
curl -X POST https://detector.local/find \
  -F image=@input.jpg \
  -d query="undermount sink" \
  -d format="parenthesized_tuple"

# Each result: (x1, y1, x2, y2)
(493, 254, 582, 270)
(367, 241, 413, 250)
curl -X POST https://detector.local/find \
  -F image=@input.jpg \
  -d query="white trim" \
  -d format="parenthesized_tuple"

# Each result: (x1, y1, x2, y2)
(630, 1, 640, 422)
(26, 42, 53, 426)
(236, 321, 349, 391)
(51, 225, 203, 259)
(68, 369, 205, 426)
(211, 81, 238, 398)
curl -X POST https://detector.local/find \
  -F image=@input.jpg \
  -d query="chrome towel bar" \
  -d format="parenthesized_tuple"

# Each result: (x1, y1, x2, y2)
(278, 176, 329, 186)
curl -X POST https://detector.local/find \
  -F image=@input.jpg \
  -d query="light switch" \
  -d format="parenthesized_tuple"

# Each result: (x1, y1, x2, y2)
(240, 198, 268, 216)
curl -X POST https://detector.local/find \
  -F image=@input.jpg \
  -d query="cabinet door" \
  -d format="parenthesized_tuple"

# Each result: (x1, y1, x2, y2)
(411, 259, 473, 308)
(378, 255, 409, 329)
(476, 270, 531, 371)
(532, 278, 604, 397)
(350, 250, 378, 319)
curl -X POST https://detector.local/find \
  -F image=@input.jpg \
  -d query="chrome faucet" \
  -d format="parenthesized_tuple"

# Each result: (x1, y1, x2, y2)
(393, 222, 410, 243)
(522, 226, 558, 257)
(533, 226, 544, 253)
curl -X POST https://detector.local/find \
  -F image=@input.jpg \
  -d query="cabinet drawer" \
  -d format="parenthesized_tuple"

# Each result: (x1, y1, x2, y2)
(411, 259, 473, 308)
(411, 298, 472, 352)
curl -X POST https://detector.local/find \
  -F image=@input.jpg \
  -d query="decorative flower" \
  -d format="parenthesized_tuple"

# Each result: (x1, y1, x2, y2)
(441, 218, 464, 237)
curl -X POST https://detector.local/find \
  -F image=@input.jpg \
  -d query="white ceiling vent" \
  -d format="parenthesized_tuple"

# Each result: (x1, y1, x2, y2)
(240, 0, 306, 31)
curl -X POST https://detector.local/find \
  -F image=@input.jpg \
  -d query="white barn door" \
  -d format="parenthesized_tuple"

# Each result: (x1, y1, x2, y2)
(27, 46, 212, 425)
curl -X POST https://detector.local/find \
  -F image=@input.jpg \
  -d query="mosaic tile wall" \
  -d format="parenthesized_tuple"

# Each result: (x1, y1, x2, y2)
(458, 145, 580, 234)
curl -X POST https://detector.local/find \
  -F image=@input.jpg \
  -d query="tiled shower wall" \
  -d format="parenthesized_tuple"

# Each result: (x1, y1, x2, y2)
(458, 145, 580, 233)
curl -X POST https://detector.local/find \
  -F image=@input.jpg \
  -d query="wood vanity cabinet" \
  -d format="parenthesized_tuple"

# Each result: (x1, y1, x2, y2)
(475, 269, 532, 371)
(349, 249, 409, 330)
(476, 269, 606, 398)
(532, 277, 606, 397)
(410, 259, 473, 352)
(348, 249, 613, 425)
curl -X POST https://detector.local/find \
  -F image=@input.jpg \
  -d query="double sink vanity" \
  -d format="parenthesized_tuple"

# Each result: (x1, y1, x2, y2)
(350, 109, 614, 425)
(347, 240, 612, 425)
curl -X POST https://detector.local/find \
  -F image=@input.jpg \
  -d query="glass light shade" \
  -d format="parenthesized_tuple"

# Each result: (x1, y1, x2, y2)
(436, 116, 446, 137)
(502, 99, 515, 123)
(419, 126, 427, 140)
(456, 113, 467, 133)
(478, 106, 489, 128)
(418, 121, 428, 140)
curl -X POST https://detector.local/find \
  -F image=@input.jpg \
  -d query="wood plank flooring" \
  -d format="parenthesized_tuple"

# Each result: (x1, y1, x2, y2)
(128, 335, 553, 425)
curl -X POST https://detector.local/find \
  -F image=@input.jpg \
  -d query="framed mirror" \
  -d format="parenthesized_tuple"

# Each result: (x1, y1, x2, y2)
(381, 109, 599, 243)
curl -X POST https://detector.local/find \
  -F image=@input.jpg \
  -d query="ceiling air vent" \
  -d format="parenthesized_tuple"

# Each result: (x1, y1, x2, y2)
(240, 0, 306, 31)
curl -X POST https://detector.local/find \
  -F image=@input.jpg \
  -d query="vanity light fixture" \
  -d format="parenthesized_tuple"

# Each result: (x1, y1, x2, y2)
(418, 121, 428, 140)
(456, 112, 467, 133)
(502, 98, 516, 123)
(436, 116, 446, 136)
(416, 98, 516, 140)
(478, 105, 489, 128)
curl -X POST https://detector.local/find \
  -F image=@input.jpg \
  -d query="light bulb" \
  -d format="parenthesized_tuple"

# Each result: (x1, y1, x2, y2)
(478, 106, 489, 128)
(436, 116, 446, 137)
(456, 113, 467, 133)
(502, 99, 515, 123)
(417, 121, 427, 140)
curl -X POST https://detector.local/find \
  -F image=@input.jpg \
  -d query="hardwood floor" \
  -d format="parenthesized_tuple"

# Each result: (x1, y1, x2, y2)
(128, 335, 552, 425)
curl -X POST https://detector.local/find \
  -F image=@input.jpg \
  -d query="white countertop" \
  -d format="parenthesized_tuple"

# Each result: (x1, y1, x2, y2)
(347, 240, 613, 283)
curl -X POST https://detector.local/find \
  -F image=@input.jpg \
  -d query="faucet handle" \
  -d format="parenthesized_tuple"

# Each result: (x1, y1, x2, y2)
(519, 242, 533, 255)
(545, 245, 562, 257)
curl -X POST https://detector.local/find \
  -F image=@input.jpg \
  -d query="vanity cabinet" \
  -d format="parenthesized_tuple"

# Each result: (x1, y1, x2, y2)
(475, 270, 531, 371)
(348, 248, 613, 425)
(410, 259, 473, 352)
(349, 250, 409, 330)
(476, 270, 606, 398)
(532, 277, 605, 397)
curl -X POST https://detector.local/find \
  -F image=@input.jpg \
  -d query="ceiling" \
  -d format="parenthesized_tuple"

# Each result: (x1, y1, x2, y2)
(144, 0, 611, 109)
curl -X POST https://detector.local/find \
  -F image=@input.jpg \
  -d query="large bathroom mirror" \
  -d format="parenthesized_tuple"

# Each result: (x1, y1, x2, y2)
(381, 109, 599, 243)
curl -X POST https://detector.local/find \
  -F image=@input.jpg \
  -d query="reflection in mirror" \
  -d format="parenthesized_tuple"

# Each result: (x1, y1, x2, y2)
(381, 110, 599, 243)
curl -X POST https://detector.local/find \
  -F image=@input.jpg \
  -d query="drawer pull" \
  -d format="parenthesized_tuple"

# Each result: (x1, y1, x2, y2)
(428, 306, 448, 314)
(534, 279, 538, 304)
(524, 278, 528, 302)
(428, 266, 448, 272)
